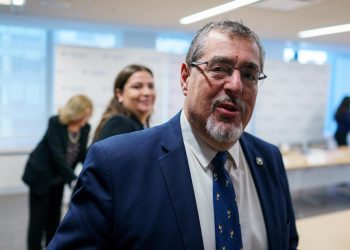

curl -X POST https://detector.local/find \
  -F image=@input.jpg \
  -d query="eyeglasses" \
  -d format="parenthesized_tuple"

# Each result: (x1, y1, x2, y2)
(190, 61, 267, 86)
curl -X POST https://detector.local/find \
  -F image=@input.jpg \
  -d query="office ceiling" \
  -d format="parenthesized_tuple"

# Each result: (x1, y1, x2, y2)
(1, 0, 350, 47)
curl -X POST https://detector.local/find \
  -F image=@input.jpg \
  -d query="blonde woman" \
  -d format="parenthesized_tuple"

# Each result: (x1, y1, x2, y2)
(22, 94, 93, 250)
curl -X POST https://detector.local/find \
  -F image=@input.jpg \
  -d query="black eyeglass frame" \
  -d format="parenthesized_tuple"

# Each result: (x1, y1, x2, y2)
(190, 61, 267, 82)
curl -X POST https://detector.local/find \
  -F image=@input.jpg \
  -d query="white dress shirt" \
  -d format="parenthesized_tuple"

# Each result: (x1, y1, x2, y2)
(180, 111, 267, 250)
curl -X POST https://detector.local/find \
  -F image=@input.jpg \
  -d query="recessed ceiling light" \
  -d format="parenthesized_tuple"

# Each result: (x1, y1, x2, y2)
(298, 23, 350, 38)
(180, 0, 261, 25)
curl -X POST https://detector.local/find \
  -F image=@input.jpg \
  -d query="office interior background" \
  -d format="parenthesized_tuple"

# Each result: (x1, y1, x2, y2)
(0, 0, 350, 249)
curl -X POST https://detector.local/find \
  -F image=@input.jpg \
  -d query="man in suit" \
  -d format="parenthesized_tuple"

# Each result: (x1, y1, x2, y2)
(48, 20, 298, 250)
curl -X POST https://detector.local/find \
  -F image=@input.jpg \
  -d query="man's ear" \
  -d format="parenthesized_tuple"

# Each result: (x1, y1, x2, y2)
(180, 63, 190, 96)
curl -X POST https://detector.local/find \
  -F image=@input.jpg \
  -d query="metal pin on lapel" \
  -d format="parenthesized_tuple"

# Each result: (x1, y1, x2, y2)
(256, 157, 264, 166)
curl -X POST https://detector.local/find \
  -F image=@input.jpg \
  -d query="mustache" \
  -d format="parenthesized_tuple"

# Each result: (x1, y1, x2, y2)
(211, 95, 246, 115)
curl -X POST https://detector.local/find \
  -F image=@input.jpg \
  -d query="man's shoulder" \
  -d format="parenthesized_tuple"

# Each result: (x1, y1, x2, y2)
(241, 132, 278, 151)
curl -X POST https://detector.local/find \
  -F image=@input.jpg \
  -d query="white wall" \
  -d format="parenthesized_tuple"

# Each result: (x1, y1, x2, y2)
(54, 46, 185, 135)
(0, 152, 29, 194)
(254, 60, 330, 145)
(0, 48, 331, 194)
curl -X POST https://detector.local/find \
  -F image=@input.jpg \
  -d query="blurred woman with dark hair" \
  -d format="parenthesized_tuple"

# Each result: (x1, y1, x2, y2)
(93, 64, 156, 142)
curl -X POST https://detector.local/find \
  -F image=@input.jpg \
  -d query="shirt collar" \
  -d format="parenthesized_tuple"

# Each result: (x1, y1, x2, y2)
(180, 111, 241, 170)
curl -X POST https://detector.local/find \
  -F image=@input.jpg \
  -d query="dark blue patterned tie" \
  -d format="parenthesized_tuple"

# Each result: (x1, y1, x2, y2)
(212, 151, 243, 250)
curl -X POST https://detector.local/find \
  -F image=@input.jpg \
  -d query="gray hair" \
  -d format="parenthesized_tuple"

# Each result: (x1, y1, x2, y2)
(185, 19, 265, 72)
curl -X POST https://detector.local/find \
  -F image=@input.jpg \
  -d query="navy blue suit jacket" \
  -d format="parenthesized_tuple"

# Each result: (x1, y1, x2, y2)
(48, 113, 298, 250)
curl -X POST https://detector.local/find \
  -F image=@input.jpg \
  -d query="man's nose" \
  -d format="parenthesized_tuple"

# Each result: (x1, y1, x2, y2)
(223, 69, 243, 94)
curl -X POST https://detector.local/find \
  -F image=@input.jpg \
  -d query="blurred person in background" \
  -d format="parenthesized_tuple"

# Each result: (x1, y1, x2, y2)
(22, 94, 93, 250)
(93, 64, 156, 142)
(334, 96, 350, 146)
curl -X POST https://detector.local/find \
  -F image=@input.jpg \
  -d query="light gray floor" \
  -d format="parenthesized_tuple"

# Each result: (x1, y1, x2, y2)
(0, 193, 27, 250)
(1, 184, 349, 250)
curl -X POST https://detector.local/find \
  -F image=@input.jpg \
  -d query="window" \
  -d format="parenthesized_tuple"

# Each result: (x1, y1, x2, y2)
(156, 36, 191, 54)
(298, 49, 328, 65)
(324, 55, 350, 137)
(0, 25, 47, 149)
(283, 48, 297, 62)
(54, 30, 119, 48)
(283, 48, 328, 64)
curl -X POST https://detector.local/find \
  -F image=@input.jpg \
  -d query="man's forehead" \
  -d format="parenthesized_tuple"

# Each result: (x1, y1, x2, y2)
(204, 30, 234, 44)
(203, 30, 257, 50)
(202, 31, 260, 59)
(202, 31, 260, 66)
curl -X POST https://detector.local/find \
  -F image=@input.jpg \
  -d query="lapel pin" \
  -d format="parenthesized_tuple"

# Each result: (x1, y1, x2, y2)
(256, 157, 264, 166)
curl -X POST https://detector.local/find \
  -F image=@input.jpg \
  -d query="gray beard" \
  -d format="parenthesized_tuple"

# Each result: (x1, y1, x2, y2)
(206, 114, 243, 143)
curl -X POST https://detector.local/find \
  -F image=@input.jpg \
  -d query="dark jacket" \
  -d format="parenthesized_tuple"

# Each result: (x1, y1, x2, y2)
(48, 112, 298, 250)
(94, 114, 144, 142)
(334, 111, 350, 146)
(22, 116, 90, 195)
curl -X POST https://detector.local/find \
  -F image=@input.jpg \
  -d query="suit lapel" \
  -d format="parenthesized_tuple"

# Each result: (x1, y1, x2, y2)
(159, 113, 204, 250)
(239, 134, 278, 250)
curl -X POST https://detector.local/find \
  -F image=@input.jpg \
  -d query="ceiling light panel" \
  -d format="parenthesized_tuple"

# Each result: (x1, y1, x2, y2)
(180, 0, 261, 25)
(299, 23, 350, 38)
(252, 0, 319, 11)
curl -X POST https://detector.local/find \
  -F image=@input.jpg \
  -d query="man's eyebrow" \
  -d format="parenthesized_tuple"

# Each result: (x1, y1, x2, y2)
(209, 56, 260, 71)
(240, 62, 260, 71)
(209, 56, 234, 64)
